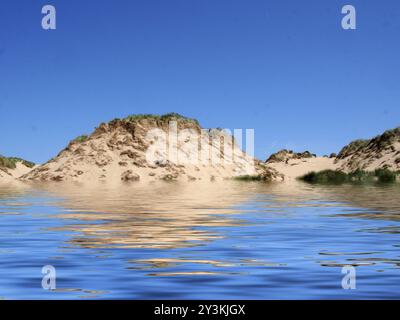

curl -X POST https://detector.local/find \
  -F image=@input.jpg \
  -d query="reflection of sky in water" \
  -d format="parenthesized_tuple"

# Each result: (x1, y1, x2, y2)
(0, 181, 400, 299)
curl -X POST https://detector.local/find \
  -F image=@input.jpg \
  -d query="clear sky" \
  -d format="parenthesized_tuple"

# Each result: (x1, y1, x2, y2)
(1, 0, 399, 163)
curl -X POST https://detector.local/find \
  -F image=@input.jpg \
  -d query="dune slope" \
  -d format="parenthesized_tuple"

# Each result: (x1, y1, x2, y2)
(21, 114, 282, 183)
(335, 127, 400, 172)
(0, 156, 35, 183)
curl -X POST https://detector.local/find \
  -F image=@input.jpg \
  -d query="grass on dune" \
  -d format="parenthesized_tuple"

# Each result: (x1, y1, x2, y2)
(123, 113, 200, 125)
(299, 169, 398, 185)
(0, 155, 35, 169)
(71, 135, 89, 143)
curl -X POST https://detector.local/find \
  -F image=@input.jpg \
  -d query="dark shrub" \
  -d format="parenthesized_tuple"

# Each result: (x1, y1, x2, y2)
(300, 170, 348, 184)
(375, 169, 396, 183)
(300, 168, 398, 185)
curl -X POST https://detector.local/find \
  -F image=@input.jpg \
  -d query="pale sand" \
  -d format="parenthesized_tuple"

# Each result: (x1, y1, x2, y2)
(338, 141, 400, 172)
(12, 162, 35, 178)
(267, 157, 338, 181)
(21, 120, 280, 183)
(0, 162, 35, 184)
(0, 169, 15, 183)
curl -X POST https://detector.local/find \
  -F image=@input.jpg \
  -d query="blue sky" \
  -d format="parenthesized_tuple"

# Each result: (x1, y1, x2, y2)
(0, 0, 399, 163)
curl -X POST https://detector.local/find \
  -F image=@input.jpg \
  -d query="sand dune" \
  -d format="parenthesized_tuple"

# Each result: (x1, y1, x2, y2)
(264, 127, 400, 180)
(20, 114, 281, 183)
(0, 161, 35, 185)
(2, 117, 399, 184)
(335, 128, 400, 172)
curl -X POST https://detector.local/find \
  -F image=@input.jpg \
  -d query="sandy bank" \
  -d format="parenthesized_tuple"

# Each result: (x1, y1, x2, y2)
(267, 157, 338, 181)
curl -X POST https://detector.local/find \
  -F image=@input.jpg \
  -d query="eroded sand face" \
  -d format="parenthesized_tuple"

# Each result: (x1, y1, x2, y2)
(21, 118, 281, 183)
(337, 141, 400, 172)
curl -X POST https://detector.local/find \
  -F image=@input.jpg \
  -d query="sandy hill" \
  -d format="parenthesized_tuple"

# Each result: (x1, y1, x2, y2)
(0, 155, 35, 183)
(335, 127, 400, 172)
(265, 127, 400, 180)
(21, 113, 282, 183)
(265, 149, 336, 181)
(266, 149, 316, 164)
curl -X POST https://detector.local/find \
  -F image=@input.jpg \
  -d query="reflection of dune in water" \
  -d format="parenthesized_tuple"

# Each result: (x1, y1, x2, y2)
(37, 181, 265, 249)
(0, 183, 34, 216)
(288, 182, 400, 221)
(256, 181, 400, 221)
(128, 257, 285, 273)
(325, 184, 400, 220)
(0, 183, 31, 199)
(21, 180, 400, 251)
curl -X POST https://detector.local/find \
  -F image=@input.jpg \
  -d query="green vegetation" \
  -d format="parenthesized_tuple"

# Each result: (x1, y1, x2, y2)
(373, 127, 400, 150)
(266, 149, 315, 163)
(337, 127, 400, 159)
(72, 135, 88, 143)
(300, 170, 348, 184)
(374, 169, 397, 183)
(0, 155, 35, 169)
(336, 139, 369, 159)
(299, 169, 398, 185)
(234, 175, 268, 181)
(124, 113, 200, 125)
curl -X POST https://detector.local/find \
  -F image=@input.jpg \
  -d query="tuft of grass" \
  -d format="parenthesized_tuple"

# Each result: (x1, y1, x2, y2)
(124, 113, 200, 125)
(0, 156, 17, 169)
(300, 170, 348, 184)
(72, 135, 88, 143)
(337, 127, 400, 159)
(124, 114, 159, 121)
(234, 175, 267, 181)
(299, 169, 398, 185)
(0, 155, 35, 169)
(336, 139, 369, 159)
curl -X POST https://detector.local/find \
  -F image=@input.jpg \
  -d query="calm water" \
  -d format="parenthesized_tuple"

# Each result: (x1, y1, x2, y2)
(0, 180, 400, 299)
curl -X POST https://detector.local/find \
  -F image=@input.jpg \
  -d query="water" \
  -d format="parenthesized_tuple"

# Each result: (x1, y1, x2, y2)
(0, 180, 400, 299)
